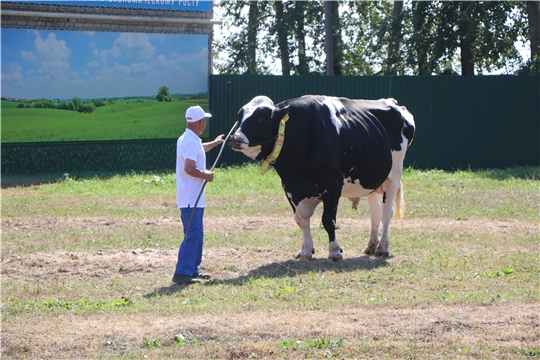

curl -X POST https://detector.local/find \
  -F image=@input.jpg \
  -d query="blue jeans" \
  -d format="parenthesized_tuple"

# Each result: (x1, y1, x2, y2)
(175, 207, 204, 277)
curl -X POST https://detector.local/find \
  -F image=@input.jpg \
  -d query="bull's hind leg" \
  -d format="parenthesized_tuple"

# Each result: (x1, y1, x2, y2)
(377, 173, 403, 257)
(292, 197, 321, 260)
(365, 191, 382, 256)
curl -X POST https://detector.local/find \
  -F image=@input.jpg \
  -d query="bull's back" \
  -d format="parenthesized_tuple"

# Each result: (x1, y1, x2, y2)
(338, 98, 414, 190)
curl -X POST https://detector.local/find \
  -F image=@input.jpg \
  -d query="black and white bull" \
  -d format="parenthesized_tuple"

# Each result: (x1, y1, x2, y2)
(230, 95, 415, 260)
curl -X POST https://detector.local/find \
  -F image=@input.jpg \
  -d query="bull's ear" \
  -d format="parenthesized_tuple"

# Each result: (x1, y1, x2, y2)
(270, 105, 290, 123)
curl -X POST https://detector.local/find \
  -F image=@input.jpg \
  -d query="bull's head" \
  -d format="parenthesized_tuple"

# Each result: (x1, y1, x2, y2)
(230, 96, 289, 161)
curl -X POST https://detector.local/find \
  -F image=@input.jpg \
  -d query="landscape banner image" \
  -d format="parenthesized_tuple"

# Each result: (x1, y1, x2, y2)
(1, 29, 209, 142)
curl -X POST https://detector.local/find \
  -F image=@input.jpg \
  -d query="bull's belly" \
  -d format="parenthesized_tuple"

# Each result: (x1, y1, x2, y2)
(341, 177, 373, 199)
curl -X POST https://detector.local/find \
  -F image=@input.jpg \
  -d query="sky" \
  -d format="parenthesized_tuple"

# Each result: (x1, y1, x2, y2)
(1, 29, 209, 100)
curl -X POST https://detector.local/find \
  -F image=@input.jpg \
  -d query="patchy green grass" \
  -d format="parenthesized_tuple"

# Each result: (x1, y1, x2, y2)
(1, 165, 538, 359)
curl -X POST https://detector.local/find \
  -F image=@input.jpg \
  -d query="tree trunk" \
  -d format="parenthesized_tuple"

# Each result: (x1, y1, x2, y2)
(385, 0, 403, 75)
(247, 2, 258, 74)
(331, 1, 343, 75)
(295, 2, 309, 75)
(460, 36, 475, 75)
(528, 1, 540, 59)
(274, 1, 290, 76)
(459, 2, 476, 75)
(324, 0, 334, 75)
(412, 1, 429, 75)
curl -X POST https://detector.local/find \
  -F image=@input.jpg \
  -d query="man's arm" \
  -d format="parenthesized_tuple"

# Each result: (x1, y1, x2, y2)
(184, 159, 214, 182)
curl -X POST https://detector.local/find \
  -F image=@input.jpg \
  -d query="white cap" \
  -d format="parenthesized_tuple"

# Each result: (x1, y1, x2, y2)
(186, 106, 212, 122)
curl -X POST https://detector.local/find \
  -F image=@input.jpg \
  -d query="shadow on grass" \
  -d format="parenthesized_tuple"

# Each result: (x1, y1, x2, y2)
(473, 166, 539, 180)
(410, 166, 539, 181)
(144, 255, 388, 298)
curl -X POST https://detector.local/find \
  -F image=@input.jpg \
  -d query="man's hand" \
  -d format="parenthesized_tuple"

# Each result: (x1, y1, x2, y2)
(214, 134, 225, 145)
(203, 134, 225, 152)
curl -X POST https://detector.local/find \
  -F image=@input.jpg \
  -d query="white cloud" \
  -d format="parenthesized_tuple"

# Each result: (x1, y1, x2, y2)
(41, 59, 70, 71)
(88, 60, 101, 68)
(110, 33, 155, 59)
(21, 51, 36, 61)
(34, 32, 70, 60)
(1, 62, 23, 82)
(176, 47, 208, 63)
(130, 62, 153, 75)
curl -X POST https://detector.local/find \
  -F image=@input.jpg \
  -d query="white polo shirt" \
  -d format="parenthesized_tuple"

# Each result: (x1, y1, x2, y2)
(176, 129, 206, 208)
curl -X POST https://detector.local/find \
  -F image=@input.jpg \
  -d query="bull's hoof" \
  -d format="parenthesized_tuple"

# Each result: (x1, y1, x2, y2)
(375, 251, 390, 258)
(364, 248, 376, 256)
(295, 250, 314, 260)
(328, 253, 343, 262)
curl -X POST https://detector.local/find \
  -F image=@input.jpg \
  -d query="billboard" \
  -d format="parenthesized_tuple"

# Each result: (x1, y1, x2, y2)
(2, 0, 212, 12)
(1, 27, 210, 142)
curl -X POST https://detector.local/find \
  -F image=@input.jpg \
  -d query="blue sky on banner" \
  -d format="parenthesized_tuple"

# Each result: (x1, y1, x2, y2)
(4, 0, 211, 12)
(1, 29, 209, 99)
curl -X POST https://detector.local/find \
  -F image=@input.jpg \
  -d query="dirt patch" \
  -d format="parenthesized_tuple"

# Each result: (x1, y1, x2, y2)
(3, 301, 538, 359)
(2, 215, 535, 237)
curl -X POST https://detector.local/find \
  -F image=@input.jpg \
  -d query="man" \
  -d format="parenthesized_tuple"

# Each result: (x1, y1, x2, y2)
(172, 105, 224, 285)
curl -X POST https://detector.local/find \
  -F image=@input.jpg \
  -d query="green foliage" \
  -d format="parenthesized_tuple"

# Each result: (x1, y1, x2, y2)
(6, 297, 132, 316)
(156, 86, 172, 102)
(72, 97, 82, 112)
(521, 346, 540, 357)
(516, 56, 540, 76)
(142, 337, 161, 350)
(302, 337, 344, 349)
(215, 1, 530, 75)
(483, 268, 514, 277)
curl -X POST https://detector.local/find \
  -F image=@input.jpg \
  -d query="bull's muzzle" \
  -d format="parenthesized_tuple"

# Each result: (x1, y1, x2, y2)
(230, 134, 245, 150)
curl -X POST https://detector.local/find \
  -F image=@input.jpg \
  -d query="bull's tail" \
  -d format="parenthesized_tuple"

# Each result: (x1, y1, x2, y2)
(393, 180, 405, 219)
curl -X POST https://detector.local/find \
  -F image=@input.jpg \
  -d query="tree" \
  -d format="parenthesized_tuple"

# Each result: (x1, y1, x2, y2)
(72, 97, 82, 112)
(274, 1, 290, 75)
(156, 86, 171, 102)
(407, 1, 528, 75)
(214, 1, 272, 74)
(324, 0, 343, 75)
(527, 1, 540, 59)
(214, 0, 529, 76)
(385, 1, 404, 75)
(290, 1, 325, 74)
(79, 102, 95, 114)
(247, 1, 259, 74)
(341, 1, 396, 75)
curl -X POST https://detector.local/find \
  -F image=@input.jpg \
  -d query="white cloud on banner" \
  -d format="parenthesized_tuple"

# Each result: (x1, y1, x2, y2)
(1, 29, 208, 99)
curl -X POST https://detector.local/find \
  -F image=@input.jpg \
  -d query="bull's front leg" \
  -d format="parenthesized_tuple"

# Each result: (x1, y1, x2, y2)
(293, 197, 321, 260)
(322, 193, 343, 261)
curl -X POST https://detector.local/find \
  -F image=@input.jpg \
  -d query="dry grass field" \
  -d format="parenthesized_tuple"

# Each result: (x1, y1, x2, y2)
(1, 165, 539, 359)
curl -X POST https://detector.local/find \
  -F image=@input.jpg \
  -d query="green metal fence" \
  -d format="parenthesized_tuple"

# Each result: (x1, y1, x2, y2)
(1, 139, 176, 176)
(1, 75, 538, 176)
(208, 75, 540, 171)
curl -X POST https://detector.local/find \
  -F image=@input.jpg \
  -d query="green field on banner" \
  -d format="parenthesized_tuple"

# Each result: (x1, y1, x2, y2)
(1, 97, 208, 142)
